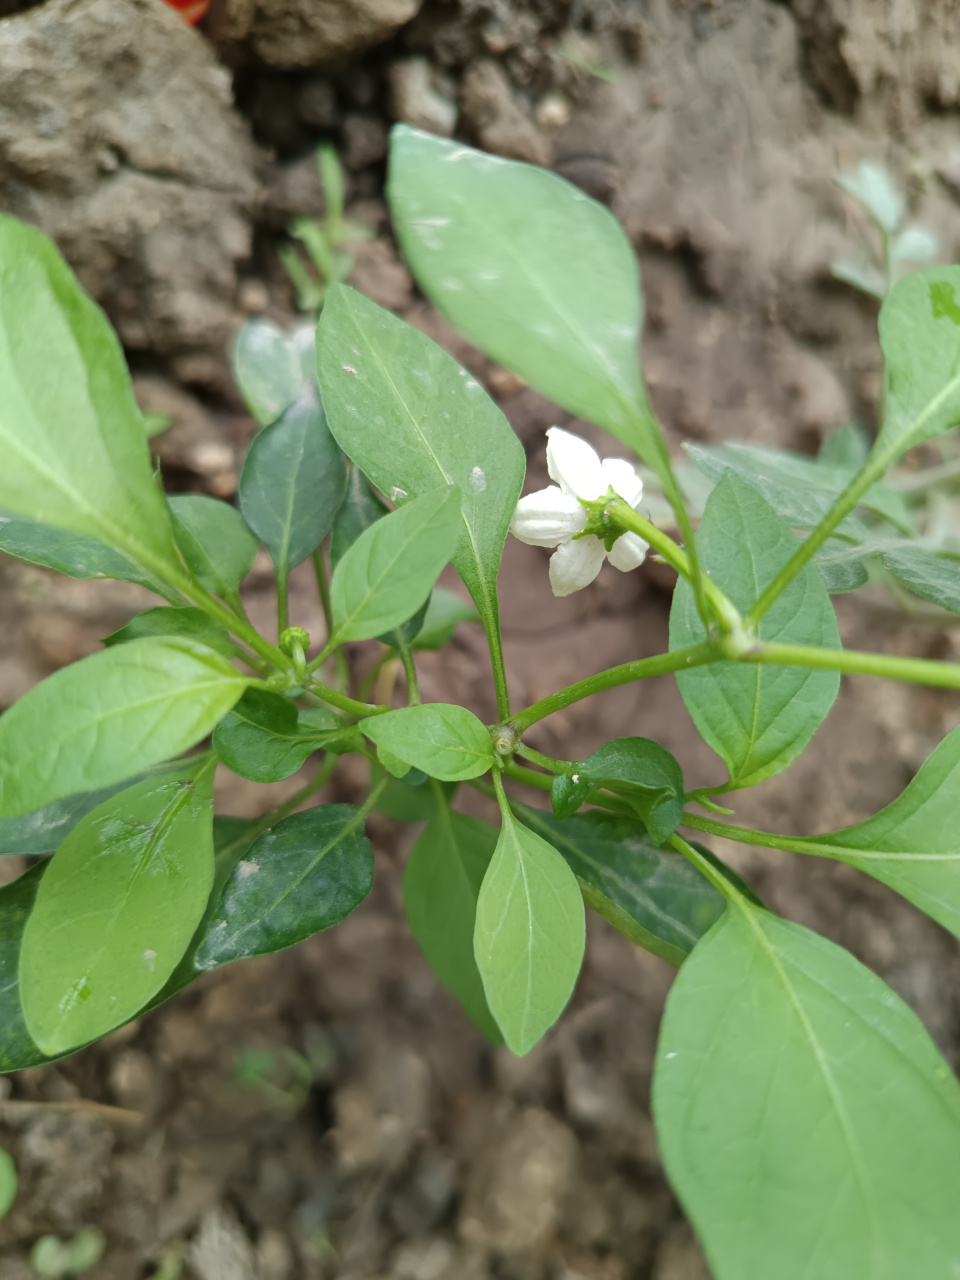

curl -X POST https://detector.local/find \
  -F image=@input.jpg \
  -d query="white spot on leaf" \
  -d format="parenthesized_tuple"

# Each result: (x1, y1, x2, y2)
(143, 949, 157, 972)
(342, 364, 358, 375)
(469, 466, 487, 494)
(238, 860, 259, 877)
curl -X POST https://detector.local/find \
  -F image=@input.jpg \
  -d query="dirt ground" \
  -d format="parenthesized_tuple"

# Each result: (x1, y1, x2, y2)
(2, 2, 960, 1278)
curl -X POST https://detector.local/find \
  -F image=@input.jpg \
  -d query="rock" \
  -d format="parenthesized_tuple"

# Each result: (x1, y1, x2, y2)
(652, 1224, 712, 1280)
(388, 57, 458, 137)
(0, 0, 257, 364)
(390, 1237, 457, 1280)
(298, 77, 339, 129)
(459, 1107, 578, 1254)
(222, 0, 424, 69)
(134, 376, 240, 496)
(459, 61, 551, 166)
(189, 1206, 259, 1280)
(389, 1156, 457, 1236)
(332, 1045, 432, 1172)
(343, 113, 390, 170)
(347, 238, 414, 311)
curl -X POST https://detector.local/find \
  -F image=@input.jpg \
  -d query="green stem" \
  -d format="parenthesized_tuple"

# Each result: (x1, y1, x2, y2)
(668, 832, 742, 904)
(501, 759, 551, 792)
(312, 548, 350, 693)
(514, 743, 567, 773)
(741, 640, 960, 691)
(397, 637, 421, 705)
(506, 641, 720, 734)
(500, 760, 634, 816)
(276, 567, 290, 638)
(682, 810, 815, 857)
(171, 570, 289, 670)
(306, 677, 389, 718)
(606, 497, 740, 631)
(483, 599, 512, 723)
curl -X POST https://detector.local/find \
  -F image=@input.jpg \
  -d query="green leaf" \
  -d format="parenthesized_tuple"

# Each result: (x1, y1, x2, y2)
(0, 512, 178, 599)
(404, 797, 503, 1041)
(168, 495, 259, 598)
(408, 586, 479, 650)
(892, 225, 939, 263)
(316, 285, 525, 644)
(329, 465, 389, 569)
(193, 805, 374, 968)
(0, 639, 253, 816)
(670, 474, 841, 790)
(653, 901, 960, 1280)
(579, 737, 685, 845)
(214, 687, 350, 783)
(836, 161, 904, 233)
(550, 770, 594, 820)
(232, 318, 307, 426)
(877, 266, 960, 458)
(778, 725, 960, 939)
(239, 385, 346, 578)
(813, 539, 869, 594)
(474, 808, 585, 1055)
(387, 127, 663, 471)
(686, 442, 909, 533)
(0, 762, 189, 856)
(0, 1148, 15, 1219)
(818, 423, 871, 471)
(103, 606, 235, 658)
(882, 545, 960, 613)
(330, 486, 462, 642)
(373, 767, 457, 822)
(360, 703, 494, 782)
(516, 805, 726, 966)
(0, 215, 181, 583)
(19, 763, 215, 1055)
(0, 864, 56, 1071)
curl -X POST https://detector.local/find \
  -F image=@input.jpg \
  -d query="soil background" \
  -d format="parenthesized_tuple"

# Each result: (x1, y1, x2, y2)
(1, 1, 960, 1278)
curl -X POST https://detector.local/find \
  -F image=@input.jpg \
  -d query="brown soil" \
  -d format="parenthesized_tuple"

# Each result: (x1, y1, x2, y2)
(2, 2, 960, 1278)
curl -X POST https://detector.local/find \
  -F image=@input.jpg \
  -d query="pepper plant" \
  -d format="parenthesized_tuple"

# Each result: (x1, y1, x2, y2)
(2, 126, 960, 1278)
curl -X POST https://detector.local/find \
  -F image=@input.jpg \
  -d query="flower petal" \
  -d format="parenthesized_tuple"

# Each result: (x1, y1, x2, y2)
(600, 458, 643, 508)
(546, 427, 605, 500)
(510, 487, 586, 547)
(607, 530, 648, 572)
(549, 535, 606, 596)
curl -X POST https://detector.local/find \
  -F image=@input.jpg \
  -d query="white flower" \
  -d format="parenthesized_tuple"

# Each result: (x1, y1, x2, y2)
(510, 427, 648, 597)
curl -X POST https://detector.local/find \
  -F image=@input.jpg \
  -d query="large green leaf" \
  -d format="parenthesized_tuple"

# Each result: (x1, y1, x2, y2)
(762, 725, 960, 939)
(329, 486, 462, 642)
(653, 902, 960, 1280)
(0, 512, 178, 599)
(168, 495, 259, 598)
(882, 545, 960, 613)
(238, 385, 346, 576)
(517, 806, 725, 966)
(19, 763, 215, 1055)
(213, 687, 352, 783)
(577, 737, 685, 845)
(316, 285, 525, 646)
(360, 704, 494, 782)
(103, 606, 235, 658)
(877, 266, 960, 459)
(474, 807, 585, 1056)
(387, 127, 663, 471)
(0, 639, 253, 816)
(194, 805, 374, 968)
(0, 215, 180, 583)
(404, 797, 502, 1041)
(670, 474, 841, 789)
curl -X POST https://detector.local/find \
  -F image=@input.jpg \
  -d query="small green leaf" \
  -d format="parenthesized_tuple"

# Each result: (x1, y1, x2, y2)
(835, 162, 903, 233)
(103, 606, 235, 657)
(317, 285, 525, 646)
(360, 703, 494, 782)
(0, 215, 181, 583)
(779, 725, 960, 939)
(0, 640, 253, 816)
(0, 512, 178, 599)
(239, 385, 346, 578)
(330, 486, 462, 642)
(0, 864, 53, 1071)
(193, 805, 374, 968)
(516, 805, 726, 966)
(373, 767, 457, 822)
(580, 737, 684, 845)
(168, 494, 259, 597)
(813, 539, 869, 594)
(670, 474, 840, 790)
(882, 546, 960, 613)
(653, 901, 960, 1280)
(20, 763, 215, 1055)
(0, 1148, 15, 1219)
(232, 318, 307, 426)
(404, 796, 502, 1041)
(892, 225, 938, 263)
(550, 770, 595, 820)
(213, 687, 347, 783)
(0, 762, 189, 857)
(329, 465, 389, 569)
(877, 266, 960, 458)
(408, 587, 479, 650)
(474, 808, 585, 1056)
(387, 127, 663, 472)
